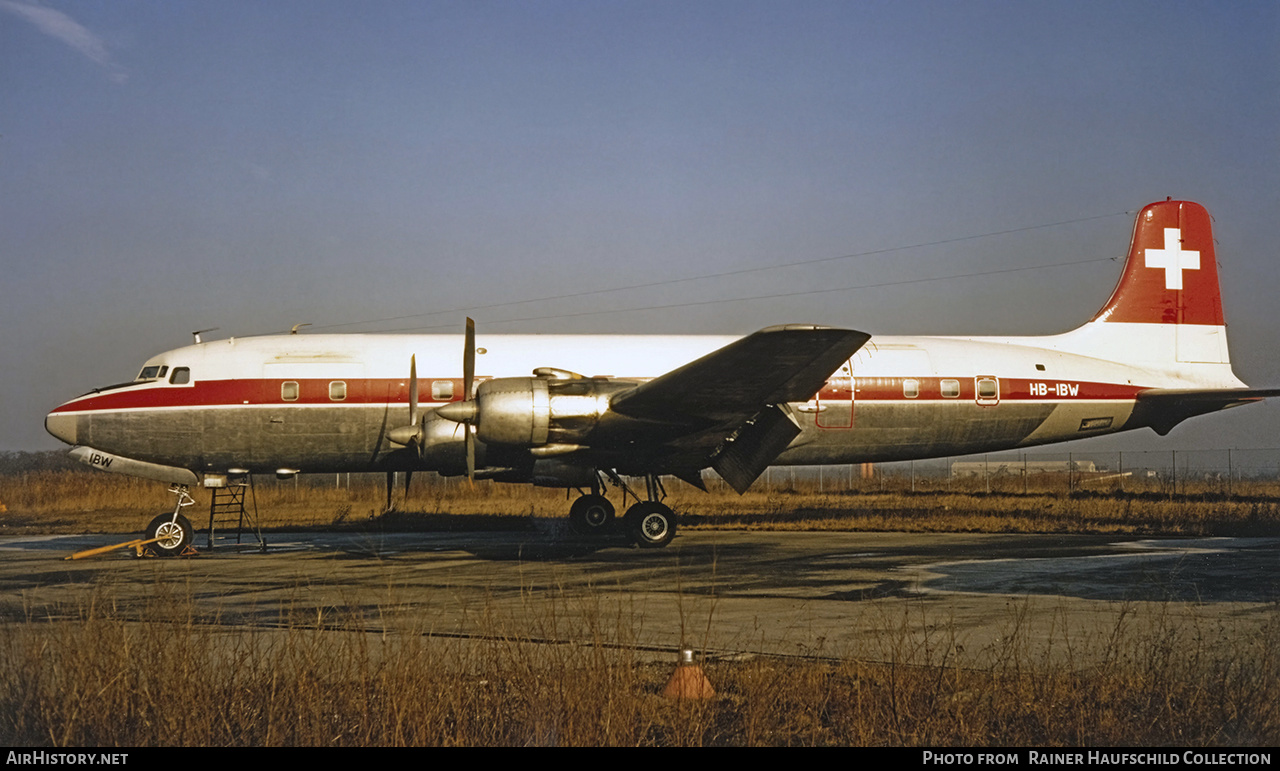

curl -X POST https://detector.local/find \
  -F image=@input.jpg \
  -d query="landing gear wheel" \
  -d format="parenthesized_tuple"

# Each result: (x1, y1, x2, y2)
(570, 494, 615, 535)
(624, 502, 676, 549)
(145, 513, 193, 557)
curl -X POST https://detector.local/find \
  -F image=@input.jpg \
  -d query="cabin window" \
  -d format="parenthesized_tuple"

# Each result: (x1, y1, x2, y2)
(281, 381, 299, 401)
(902, 379, 920, 399)
(169, 367, 190, 385)
(941, 379, 961, 398)
(977, 378, 998, 400)
(432, 380, 454, 400)
(329, 381, 347, 401)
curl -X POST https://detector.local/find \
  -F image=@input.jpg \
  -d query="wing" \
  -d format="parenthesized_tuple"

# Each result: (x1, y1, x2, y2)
(608, 324, 871, 491)
(611, 324, 870, 425)
(1128, 388, 1280, 436)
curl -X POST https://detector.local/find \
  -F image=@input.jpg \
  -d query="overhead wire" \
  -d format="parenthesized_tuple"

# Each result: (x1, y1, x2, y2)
(298, 209, 1130, 334)
(377, 255, 1119, 332)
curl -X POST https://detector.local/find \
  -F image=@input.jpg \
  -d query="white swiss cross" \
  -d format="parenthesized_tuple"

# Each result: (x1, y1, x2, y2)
(1144, 227, 1200, 291)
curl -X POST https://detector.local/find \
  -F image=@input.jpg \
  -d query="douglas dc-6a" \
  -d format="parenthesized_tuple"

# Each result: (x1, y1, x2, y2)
(46, 200, 1278, 553)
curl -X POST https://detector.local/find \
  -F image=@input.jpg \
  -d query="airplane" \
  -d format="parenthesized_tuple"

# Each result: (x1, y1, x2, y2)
(44, 199, 1278, 555)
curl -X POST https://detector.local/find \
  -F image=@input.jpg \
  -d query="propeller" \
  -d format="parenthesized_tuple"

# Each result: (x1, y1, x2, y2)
(387, 354, 423, 449)
(404, 354, 418, 498)
(434, 318, 478, 482)
(409, 354, 420, 434)
(384, 355, 423, 509)
(463, 318, 476, 482)
(382, 469, 414, 510)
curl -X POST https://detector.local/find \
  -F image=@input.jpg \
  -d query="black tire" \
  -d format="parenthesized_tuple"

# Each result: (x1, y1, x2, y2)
(624, 502, 676, 548)
(569, 494, 615, 535)
(145, 513, 193, 557)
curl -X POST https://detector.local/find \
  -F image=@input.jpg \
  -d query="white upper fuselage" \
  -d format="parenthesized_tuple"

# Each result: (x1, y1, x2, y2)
(121, 324, 1243, 393)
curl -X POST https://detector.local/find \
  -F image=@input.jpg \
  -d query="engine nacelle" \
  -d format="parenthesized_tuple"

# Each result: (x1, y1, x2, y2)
(473, 377, 550, 445)
(472, 376, 630, 448)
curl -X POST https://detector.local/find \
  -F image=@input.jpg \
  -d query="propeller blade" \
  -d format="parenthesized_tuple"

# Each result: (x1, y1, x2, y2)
(404, 469, 413, 500)
(465, 425, 475, 484)
(463, 317, 475, 401)
(387, 355, 426, 448)
(409, 354, 419, 429)
(464, 318, 476, 484)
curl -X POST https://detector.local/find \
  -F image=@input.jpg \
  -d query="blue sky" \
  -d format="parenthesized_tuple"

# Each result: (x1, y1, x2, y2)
(2, 0, 1277, 452)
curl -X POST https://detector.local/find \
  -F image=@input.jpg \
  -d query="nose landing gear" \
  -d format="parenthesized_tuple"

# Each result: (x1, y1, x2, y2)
(143, 485, 198, 557)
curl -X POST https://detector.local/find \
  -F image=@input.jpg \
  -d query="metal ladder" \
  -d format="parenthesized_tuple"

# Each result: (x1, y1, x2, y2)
(206, 477, 265, 551)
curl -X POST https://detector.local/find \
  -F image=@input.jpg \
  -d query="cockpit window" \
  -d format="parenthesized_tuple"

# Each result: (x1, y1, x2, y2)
(136, 365, 171, 381)
(169, 367, 190, 385)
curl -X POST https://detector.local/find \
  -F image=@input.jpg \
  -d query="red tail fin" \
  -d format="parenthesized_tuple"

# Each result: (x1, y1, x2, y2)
(1091, 200, 1224, 326)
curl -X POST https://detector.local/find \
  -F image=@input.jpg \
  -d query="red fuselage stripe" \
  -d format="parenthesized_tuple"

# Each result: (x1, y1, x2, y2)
(51, 376, 1149, 414)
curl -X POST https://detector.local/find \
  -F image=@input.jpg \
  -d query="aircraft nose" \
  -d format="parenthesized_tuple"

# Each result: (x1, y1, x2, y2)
(45, 411, 77, 445)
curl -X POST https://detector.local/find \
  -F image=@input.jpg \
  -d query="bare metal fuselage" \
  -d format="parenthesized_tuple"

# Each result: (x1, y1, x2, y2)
(47, 329, 1209, 481)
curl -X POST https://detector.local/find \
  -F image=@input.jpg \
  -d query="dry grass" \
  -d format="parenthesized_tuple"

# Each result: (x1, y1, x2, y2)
(2, 469, 1279, 538)
(677, 489, 1280, 537)
(1, 583, 1276, 746)
(3, 469, 1279, 746)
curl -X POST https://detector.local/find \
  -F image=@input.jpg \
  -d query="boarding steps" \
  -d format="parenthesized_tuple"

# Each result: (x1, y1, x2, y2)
(206, 477, 266, 551)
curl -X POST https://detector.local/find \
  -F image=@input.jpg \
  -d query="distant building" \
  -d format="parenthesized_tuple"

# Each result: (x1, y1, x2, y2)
(950, 460, 1098, 477)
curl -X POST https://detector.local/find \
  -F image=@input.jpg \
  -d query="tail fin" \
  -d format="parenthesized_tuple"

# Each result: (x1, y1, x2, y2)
(1074, 199, 1230, 366)
(1091, 199, 1224, 328)
(1068, 200, 1276, 433)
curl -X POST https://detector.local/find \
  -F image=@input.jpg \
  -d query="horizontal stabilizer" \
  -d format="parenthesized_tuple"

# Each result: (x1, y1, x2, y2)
(1128, 388, 1280, 436)
(711, 406, 802, 494)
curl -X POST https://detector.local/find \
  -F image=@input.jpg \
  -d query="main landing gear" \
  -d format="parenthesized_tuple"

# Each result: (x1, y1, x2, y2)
(568, 473, 677, 549)
(569, 494, 615, 535)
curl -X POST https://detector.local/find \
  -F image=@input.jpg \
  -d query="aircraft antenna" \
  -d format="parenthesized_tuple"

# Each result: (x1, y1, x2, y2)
(192, 327, 220, 344)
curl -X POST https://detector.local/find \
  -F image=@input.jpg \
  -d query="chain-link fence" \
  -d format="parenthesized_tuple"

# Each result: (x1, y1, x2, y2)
(8, 448, 1280, 498)
(741, 448, 1280, 496)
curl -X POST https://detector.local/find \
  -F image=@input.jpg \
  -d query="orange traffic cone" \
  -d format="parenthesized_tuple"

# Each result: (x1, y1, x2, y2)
(662, 649, 715, 699)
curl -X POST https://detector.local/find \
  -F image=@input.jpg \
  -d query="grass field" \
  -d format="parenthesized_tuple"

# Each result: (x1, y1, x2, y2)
(3, 468, 1279, 538)
(2, 579, 1277, 746)
(2, 468, 1279, 746)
